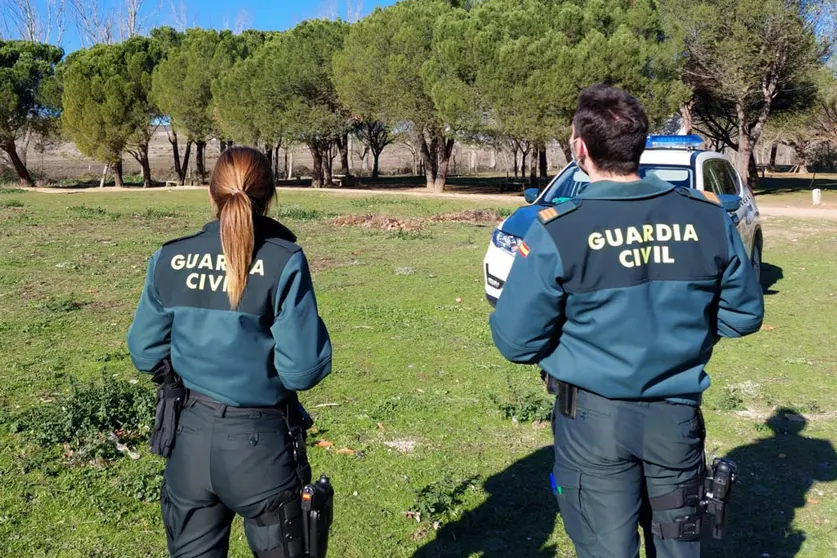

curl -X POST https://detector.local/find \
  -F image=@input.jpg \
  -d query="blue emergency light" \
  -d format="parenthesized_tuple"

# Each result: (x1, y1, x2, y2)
(645, 134, 704, 150)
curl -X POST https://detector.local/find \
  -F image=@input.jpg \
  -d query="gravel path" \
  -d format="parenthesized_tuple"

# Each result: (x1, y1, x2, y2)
(31, 185, 837, 219)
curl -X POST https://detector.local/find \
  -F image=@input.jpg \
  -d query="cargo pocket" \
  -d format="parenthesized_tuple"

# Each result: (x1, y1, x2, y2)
(553, 467, 595, 547)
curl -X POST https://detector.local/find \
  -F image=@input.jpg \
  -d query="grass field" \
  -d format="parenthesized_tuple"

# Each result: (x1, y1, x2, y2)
(0, 188, 835, 558)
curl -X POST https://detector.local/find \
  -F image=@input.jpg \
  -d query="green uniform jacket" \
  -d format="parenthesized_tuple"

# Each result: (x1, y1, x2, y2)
(127, 215, 332, 406)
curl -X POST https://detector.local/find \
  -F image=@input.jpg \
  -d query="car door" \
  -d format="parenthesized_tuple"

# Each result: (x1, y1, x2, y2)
(702, 158, 752, 253)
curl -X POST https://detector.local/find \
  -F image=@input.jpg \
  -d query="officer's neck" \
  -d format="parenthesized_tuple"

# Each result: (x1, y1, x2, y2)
(584, 163, 641, 184)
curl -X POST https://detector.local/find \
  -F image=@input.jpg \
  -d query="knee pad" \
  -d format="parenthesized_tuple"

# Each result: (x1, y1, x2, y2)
(245, 490, 306, 558)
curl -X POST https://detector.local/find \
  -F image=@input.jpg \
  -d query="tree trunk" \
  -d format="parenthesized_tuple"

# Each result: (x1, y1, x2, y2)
(521, 151, 528, 177)
(99, 164, 109, 188)
(512, 147, 519, 178)
(489, 149, 496, 170)
(265, 144, 273, 170)
(309, 146, 324, 188)
(220, 140, 227, 153)
(769, 142, 778, 169)
(274, 144, 280, 178)
(323, 143, 335, 186)
(680, 100, 695, 134)
(1, 140, 34, 187)
(180, 140, 193, 185)
(529, 148, 538, 187)
(196, 141, 207, 184)
(140, 154, 152, 188)
(287, 151, 294, 180)
(338, 134, 350, 175)
(168, 129, 182, 182)
(372, 149, 381, 179)
(112, 159, 124, 188)
(538, 144, 548, 178)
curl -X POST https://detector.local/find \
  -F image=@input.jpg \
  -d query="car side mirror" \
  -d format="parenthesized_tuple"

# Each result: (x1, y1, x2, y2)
(719, 194, 741, 213)
(524, 188, 540, 204)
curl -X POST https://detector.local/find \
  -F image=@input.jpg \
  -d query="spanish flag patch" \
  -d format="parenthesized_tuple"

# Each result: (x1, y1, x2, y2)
(518, 242, 530, 257)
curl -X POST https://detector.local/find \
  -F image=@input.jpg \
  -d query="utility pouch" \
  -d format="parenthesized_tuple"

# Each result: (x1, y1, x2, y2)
(149, 359, 185, 458)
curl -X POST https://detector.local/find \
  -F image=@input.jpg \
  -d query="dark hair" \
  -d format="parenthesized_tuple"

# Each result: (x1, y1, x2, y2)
(572, 84, 649, 175)
(209, 147, 276, 309)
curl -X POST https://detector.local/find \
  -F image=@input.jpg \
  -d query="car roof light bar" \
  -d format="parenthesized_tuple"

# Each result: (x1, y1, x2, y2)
(645, 134, 704, 150)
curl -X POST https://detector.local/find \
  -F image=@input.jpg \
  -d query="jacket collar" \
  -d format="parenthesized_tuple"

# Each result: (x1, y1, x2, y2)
(202, 215, 297, 243)
(576, 175, 674, 201)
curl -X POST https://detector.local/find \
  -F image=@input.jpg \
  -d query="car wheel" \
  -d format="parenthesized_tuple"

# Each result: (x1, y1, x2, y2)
(751, 239, 762, 284)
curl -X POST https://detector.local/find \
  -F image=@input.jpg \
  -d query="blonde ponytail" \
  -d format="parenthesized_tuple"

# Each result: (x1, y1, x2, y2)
(209, 147, 276, 310)
(220, 191, 254, 309)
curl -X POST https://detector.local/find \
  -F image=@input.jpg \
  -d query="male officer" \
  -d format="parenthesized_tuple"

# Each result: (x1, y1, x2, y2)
(490, 85, 764, 558)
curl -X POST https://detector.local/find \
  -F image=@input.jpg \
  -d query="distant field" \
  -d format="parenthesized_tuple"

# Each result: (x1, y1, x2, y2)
(0, 189, 835, 557)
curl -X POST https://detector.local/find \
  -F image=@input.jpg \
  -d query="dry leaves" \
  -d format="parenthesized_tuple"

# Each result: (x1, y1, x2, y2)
(315, 440, 334, 448)
(760, 325, 777, 332)
(336, 448, 357, 456)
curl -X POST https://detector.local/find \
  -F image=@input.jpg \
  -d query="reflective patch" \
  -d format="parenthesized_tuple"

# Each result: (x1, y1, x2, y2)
(538, 207, 559, 223)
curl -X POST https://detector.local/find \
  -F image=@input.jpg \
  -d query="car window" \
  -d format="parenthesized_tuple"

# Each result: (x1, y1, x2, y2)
(541, 164, 694, 203)
(717, 161, 741, 196)
(702, 161, 724, 196)
(704, 160, 739, 196)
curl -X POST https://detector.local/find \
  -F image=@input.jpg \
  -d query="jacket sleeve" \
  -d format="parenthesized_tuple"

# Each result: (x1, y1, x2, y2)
(127, 249, 173, 372)
(271, 250, 332, 391)
(716, 215, 764, 338)
(489, 221, 566, 364)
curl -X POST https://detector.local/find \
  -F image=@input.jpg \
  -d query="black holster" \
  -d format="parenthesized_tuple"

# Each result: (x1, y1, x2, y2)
(149, 359, 186, 458)
(278, 392, 314, 486)
(542, 372, 577, 419)
(302, 475, 335, 558)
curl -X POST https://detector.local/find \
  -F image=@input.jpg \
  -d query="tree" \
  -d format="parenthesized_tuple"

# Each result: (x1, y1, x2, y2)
(1, 0, 66, 44)
(434, 0, 688, 184)
(355, 119, 394, 178)
(0, 40, 62, 186)
(61, 37, 161, 187)
(246, 20, 350, 188)
(151, 29, 252, 183)
(334, 0, 472, 192)
(661, 0, 825, 181)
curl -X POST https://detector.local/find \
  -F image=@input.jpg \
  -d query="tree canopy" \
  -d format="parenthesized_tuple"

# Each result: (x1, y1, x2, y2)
(60, 37, 160, 186)
(0, 40, 63, 186)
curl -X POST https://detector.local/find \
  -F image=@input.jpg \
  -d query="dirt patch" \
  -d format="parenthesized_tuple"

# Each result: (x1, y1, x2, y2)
(428, 209, 504, 224)
(330, 214, 424, 232)
(308, 256, 340, 273)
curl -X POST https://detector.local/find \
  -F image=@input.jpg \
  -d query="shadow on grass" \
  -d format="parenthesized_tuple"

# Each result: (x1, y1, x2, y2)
(413, 446, 558, 558)
(755, 175, 837, 196)
(761, 263, 783, 296)
(704, 409, 837, 558)
(45, 178, 169, 189)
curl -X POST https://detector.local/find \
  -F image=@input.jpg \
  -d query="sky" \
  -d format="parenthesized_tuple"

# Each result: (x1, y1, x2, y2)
(3, 0, 399, 53)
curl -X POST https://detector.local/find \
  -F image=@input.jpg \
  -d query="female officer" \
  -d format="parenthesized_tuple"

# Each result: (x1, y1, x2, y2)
(127, 147, 332, 558)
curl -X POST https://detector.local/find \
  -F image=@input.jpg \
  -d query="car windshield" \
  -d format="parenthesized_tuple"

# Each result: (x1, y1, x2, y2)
(540, 164, 694, 204)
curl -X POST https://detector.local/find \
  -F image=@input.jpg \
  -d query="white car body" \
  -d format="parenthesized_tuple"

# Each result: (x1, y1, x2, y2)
(484, 145, 763, 305)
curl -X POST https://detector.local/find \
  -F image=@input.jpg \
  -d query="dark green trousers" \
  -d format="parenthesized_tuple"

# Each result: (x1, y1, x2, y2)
(161, 398, 301, 557)
(552, 389, 704, 558)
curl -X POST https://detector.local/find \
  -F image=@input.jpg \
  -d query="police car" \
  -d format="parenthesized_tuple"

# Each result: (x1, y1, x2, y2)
(484, 135, 763, 305)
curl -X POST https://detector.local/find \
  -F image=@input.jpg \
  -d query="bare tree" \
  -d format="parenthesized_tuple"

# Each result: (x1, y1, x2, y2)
(119, 0, 146, 41)
(1, 0, 67, 43)
(169, 1, 187, 32)
(69, 0, 114, 46)
(346, 0, 363, 22)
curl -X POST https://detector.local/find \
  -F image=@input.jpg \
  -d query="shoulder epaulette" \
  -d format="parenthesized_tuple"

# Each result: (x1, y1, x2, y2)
(537, 199, 581, 224)
(676, 187, 721, 206)
(161, 229, 205, 247)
